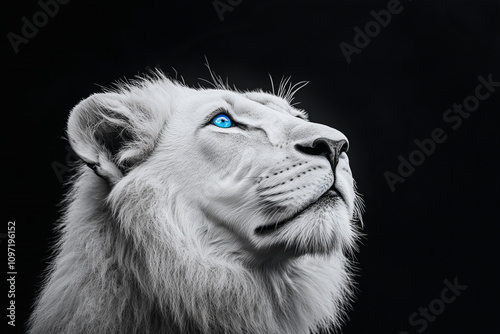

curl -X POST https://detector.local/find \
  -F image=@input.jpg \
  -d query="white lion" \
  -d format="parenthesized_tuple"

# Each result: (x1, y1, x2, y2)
(28, 71, 363, 334)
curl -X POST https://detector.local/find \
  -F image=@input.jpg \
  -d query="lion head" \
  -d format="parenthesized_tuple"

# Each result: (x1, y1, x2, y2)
(29, 73, 362, 334)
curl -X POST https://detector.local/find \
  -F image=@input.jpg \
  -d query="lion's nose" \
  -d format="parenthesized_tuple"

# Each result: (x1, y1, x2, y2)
(295, 137, 349, 168)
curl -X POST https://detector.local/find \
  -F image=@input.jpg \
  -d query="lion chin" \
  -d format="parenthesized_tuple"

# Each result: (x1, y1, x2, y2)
(28, 72, 363, 334)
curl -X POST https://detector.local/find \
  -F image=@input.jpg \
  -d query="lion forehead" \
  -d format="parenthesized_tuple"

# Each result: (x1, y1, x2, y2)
(243, 91, 308, 120)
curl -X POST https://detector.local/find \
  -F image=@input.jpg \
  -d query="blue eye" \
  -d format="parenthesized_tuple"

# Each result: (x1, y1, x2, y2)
(212, 114, 232, 128)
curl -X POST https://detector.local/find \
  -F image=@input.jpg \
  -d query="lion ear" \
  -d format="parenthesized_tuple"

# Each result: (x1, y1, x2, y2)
(67, 92, 164, 185)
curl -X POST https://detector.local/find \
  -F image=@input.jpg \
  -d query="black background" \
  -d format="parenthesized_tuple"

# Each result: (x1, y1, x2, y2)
(3, 0, 499, 333)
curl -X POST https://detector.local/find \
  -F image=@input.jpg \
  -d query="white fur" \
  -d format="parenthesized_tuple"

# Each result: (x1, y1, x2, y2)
(28, 73, 363, 334)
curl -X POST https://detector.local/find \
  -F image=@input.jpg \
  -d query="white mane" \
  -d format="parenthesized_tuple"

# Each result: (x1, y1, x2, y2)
(28, 73, 362, 334)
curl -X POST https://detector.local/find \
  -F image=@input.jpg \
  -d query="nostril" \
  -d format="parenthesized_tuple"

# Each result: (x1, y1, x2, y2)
(339, 140, 349, 154)
(294, 141, 330, 157)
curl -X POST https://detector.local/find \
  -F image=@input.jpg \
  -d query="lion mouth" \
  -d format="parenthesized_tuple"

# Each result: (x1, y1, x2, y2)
(255, 188, 342, 236)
